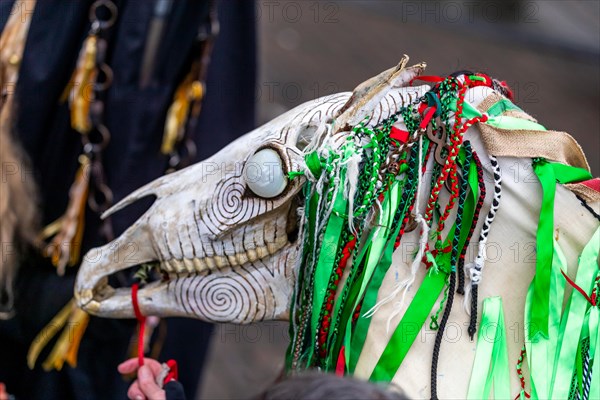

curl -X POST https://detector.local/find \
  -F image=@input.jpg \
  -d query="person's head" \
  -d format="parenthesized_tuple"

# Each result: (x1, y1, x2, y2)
(259, 372, 408, 400)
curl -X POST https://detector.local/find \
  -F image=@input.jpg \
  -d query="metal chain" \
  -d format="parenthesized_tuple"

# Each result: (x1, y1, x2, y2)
(166, 0, 219, 172)
(84, 0, 118, 241)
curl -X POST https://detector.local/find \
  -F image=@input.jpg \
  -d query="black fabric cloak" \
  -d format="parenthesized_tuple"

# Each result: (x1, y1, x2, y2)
(0, 1, 256, 398)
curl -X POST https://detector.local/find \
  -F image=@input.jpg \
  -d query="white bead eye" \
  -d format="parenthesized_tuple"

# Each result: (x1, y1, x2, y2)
(244, 148, 288, 198)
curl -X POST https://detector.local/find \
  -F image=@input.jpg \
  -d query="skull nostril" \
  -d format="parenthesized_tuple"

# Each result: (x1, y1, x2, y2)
(295, 124, 319, 151)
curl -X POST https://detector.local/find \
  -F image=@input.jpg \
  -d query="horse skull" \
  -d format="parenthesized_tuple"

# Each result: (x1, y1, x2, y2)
(74, 57, 427, 323)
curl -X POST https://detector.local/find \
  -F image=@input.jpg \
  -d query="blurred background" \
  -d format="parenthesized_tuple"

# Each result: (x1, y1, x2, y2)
(199, 1, 599, 398)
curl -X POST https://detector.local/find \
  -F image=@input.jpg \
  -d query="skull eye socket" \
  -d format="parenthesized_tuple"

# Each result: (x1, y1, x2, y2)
(244, 148, 288, 198)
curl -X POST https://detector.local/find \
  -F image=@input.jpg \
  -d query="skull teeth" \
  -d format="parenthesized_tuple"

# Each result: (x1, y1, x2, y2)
(183, 258, 195, 273)
(160, 235, 288, 274)
(172, 259, 186, 273)
(235, 252, 249, 265)
(214, 255, 228, 268)
(246, 249, 258, 262)
(193, 258, 206, 271)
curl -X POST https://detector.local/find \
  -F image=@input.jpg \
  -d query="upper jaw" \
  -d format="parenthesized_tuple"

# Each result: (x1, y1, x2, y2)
(74, 218, 156, 317)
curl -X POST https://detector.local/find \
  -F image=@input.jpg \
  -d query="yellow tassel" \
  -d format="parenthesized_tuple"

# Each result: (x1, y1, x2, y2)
(27, 299, 90, 371)
(63, 309, 90, 367)
(161, 73, 204, 155)
(42, 307, 89, 371)
(62, 34, 98, 133)
(42, 155, 90, 275)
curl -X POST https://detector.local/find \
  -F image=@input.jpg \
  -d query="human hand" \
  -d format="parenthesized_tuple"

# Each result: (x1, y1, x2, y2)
(118, 358, 166, 400)
(0, 382, 9, 400)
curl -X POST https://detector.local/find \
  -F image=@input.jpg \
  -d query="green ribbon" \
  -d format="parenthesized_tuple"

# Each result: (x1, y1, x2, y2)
(549, 227, 599, 399)
(449, 97, 547, 131)
(486, 98, 524, 116)
(345, 144, 428, 373)
(367, 153, 478, 382)
(305, 151, 322, 177)
(466, 296, 510, 400)
(525, 239, 567, 399)
(588, 304, 600, 400)
(368, 265, 448, 381)
(328, 141, 427, 370)
(325, 181, 401, 369)
(485, 116, 546, 131)
(310, 166, 351, 342)
(356, 181, 402, 314)
(346, 179, 414, 373)
(530, 160, 592, 340)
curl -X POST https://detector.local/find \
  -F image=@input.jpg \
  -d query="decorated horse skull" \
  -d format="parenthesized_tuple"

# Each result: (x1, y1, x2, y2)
(74, 56, 426, 321)
(75, 56, 600, 399)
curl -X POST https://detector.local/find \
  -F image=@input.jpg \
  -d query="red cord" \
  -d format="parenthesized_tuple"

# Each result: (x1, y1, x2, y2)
(132, 283, 180, 385)
(131, 283, 146, 366)
(561, 270, 594, 306)
(163, 359, 179, 384)
(515, 347, 531, 399)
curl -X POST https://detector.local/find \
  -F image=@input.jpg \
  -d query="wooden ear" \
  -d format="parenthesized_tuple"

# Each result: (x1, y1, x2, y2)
(333, 55, 426, 133)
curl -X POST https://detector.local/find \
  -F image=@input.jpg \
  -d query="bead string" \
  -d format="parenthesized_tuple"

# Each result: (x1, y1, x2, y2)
(467, 155, 502, 339)
(457, 145, 486, 295)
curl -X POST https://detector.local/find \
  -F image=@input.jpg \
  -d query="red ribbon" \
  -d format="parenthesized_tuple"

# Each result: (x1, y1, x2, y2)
(419, 106, 437, 131)
(409, 75, 444, 86)
(335, 346, 346, 376)
(390, 126, 409, 144)
(561, 269, 594, 306)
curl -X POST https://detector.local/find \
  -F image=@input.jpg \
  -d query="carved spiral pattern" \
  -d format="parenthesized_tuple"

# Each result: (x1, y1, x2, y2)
(199, 276, 254, 322)
(173, 272, 261, 323)
(205, 174, 270, 235)
(165, 245, 300, 323)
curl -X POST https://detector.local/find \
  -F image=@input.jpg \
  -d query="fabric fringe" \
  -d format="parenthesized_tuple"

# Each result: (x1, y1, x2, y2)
(41, 157, 91, 275)
(363, 134, 428, 331)
(62, 34, 98, 134)
(566, 181, 600, 204)
(344, 150, 362, 234)
(27, 299, 90, 371)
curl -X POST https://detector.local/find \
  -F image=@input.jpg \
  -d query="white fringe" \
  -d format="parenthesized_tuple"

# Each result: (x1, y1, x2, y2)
(343, 150, 362, 235)
(363, 134, 429, 332)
